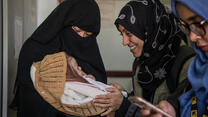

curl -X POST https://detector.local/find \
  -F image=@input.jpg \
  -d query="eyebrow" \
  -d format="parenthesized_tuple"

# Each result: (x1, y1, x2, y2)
(186, 15, 199, 21)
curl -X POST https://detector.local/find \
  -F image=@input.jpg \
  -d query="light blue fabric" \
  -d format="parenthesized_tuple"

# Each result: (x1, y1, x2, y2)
(179, 43, 208, 117)
(171, 0, 208, 21)
(179, 89, 206, 117)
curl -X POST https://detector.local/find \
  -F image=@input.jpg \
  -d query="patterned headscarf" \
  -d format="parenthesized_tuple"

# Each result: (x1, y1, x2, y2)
(115, 0, 185, 100)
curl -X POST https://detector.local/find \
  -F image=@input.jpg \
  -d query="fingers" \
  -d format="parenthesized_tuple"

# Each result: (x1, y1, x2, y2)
(157, 101, 176, 117)
(109, 83, 124, 91)
(105, 87, 120, 93)
(94, 93, 123, 116)
(95, 93, 111, 99)
(141, 108, 163, 117)
(150, 113, 163, 117)
(157, 101, 168, 112)
(141, 108, 151, 116)
(93, 98, 111, 105)
(94, 103, 111, 108)
(140, 101, 175, 117)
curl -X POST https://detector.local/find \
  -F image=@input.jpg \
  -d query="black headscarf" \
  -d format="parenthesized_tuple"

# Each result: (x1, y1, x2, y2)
(115, 0, 185, 100)
(11, 0, 106, 117)
(30, 0, 106, 83)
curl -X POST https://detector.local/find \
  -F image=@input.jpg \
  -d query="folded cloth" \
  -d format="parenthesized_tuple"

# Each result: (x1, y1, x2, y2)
(30, 52, 106, 117)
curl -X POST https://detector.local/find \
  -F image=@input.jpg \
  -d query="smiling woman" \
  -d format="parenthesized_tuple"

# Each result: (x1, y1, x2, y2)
(118, 24, 144, 58)
(92, 0, 191, 116)
(140, 0, 208, 116)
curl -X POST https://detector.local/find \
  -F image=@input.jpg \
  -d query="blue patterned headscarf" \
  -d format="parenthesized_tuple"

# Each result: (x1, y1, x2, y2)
(171, 0, 208, 116)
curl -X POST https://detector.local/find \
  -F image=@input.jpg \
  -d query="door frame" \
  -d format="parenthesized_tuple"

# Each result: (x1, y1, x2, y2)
(2, 0, 8, 116)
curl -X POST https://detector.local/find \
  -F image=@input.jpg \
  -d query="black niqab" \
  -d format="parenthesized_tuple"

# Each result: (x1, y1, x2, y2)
(11, 0, 106, 117)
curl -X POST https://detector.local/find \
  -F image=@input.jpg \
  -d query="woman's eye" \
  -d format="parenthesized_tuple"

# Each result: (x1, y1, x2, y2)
(126, 32, 132, 37)
(86, 32, 93, 37)
(86, 33, 91, 37)
(76, 30, 82, 33)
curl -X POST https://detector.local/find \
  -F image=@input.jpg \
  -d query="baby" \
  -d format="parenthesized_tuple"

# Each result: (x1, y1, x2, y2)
(30, 52, 108, 116)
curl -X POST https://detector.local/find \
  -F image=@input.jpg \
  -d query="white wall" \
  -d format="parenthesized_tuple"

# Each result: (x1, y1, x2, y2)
(37, 0, 58, 26)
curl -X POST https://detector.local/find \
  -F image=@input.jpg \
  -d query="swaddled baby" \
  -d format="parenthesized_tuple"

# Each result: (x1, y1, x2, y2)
(30, 52, 109, 116)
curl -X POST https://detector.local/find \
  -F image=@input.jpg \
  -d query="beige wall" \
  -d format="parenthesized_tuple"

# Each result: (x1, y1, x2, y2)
(6, 1, 172, 116)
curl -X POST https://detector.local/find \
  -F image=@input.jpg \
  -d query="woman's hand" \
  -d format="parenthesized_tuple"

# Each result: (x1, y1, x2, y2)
(93, 88, 124, 116)
(109, 83, 125, 92)
(141, 101, 176, 117)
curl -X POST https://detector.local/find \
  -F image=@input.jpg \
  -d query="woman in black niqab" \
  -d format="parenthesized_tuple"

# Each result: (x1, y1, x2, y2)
(11, 0, 107, 117)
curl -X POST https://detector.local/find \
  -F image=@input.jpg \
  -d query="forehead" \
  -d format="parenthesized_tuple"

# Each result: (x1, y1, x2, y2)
(176, 3, 201, 23)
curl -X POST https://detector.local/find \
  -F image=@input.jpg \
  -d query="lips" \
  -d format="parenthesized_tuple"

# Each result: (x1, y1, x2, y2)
(199, 45, 208, 52)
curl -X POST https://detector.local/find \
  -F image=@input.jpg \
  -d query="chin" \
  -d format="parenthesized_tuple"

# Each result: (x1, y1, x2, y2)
(133, 54, 140, 58)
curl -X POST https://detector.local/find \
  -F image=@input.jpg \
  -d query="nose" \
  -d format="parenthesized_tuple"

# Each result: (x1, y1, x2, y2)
(122, 35, 130, 46)
(189, 31, 202, 42)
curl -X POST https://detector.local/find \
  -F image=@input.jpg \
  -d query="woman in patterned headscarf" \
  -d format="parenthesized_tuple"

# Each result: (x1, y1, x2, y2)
(93, 0, 189, 116)
(10, 0, 107, 117)
(141, 0, 208, 116)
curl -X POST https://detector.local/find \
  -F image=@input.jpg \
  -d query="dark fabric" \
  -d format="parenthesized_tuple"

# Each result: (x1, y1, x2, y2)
(31, 0, 106, 83)
(115, 0, 185, 101)
(10, 0, 106, 117)
(60, 28, 106, 83)
(124, 104, 142, 117)
(115, 97, 132, 117)
(115, 98, 142, 117)
(169, 46, 195, 92)
(167, 79, 191, 117)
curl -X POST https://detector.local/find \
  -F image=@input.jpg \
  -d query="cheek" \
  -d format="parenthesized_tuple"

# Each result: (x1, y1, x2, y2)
(138, 40, 144, 51)
(204, 33, 208, 42)
(136, 41, 144, 56)
(205, 26, 208, 41)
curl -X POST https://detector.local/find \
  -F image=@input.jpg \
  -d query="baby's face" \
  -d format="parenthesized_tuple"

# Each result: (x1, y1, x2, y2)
(66, 56, 88, 83)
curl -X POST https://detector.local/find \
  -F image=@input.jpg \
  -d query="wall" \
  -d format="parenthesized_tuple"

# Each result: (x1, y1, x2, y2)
(37, 0, 58, 26)
(7, 0, 24, 116)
